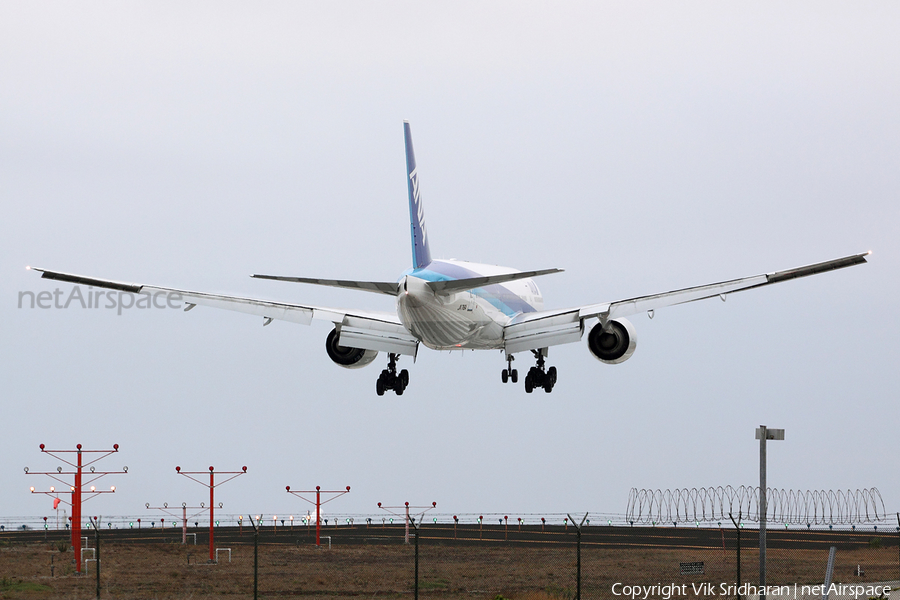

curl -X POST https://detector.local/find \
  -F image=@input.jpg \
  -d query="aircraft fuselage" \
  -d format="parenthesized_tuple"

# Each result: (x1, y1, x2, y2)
(396, 259, 543, 351)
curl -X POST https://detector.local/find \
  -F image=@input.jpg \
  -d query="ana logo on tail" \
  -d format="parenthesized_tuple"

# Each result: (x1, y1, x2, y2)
(408, 167, 428, 249)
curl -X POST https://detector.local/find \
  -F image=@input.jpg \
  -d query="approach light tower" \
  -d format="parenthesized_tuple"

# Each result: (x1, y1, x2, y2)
(378, 501, 437, 544)
(176, 465, 247, 563)
(145, 501, 220, 545)
(25, 443, 127, 574)
(285, 485, 350, 548)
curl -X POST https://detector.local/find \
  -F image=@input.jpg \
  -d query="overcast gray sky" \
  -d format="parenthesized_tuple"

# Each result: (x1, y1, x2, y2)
(1, 2, 897, 525)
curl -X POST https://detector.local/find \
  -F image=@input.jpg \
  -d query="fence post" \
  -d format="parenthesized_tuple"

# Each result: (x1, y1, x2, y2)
(248, 514, 259, 600)
(567, 513, 588, 600)
(577, 525, 582, 600)
(409, 516, 420, 600)
(415, 523, 419, 600)
(730, 512, 741, 600)
(93, 517, 101, 600)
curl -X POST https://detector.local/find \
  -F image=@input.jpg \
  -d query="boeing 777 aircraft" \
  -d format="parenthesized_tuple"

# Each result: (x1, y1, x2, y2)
(30, 122, 869, 395)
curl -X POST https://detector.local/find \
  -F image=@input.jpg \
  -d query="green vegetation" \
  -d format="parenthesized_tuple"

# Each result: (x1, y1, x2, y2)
(545, 583, 574, 599)
(421, 577, 449, 590)
(0, 577, 53, 593)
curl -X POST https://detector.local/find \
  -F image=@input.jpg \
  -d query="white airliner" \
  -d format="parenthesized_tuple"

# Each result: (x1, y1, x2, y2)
(30, 122, 869, 395)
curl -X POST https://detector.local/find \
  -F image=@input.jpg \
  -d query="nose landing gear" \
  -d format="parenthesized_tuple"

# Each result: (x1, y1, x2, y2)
(524, 349, 557, 393)
(376, 353, 409, 396)
(501, 354, 518, 384)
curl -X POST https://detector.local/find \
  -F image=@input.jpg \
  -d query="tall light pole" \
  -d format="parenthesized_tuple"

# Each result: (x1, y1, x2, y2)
(756, 425, 784, 600)
(175, 466, 247, 563)
(378, 501, 436, 545)
(25, 444, 126, 574)
(286, 485, 350, 548)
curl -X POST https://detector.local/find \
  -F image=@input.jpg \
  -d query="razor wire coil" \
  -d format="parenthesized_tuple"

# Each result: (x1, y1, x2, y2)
(626, 486, 886, 525)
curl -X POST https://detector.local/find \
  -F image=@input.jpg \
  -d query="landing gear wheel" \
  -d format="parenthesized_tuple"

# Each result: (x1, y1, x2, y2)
(522, 350, 557, 393)
(502, 354, 517, 385)
(376, 353, 408, 396)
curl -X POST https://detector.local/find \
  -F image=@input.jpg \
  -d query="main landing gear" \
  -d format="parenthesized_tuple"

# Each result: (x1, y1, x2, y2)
(501, 354, 518, 384)
(524, 349, 557, 394)
(376, 353, 409, 396)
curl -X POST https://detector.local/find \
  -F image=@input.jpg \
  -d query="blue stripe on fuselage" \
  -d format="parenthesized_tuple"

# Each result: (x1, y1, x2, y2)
(401, 261, 537, 317)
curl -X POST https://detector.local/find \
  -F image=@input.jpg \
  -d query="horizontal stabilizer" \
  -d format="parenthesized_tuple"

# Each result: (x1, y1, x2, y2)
(251, 274, 400, 296)
(426, 268, 563, 294)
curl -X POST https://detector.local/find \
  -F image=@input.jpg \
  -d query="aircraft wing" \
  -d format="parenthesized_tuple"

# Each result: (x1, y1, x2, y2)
(503, 252, 869, 355)
(28, 267, 418, 356)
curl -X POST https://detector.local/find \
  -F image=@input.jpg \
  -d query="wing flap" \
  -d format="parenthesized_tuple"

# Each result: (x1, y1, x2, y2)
(339, 315, 418, 356)
(504, 311, 583, 355)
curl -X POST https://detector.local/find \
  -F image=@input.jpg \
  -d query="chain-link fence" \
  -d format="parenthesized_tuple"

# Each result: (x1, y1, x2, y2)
(2, 521, 898, 599)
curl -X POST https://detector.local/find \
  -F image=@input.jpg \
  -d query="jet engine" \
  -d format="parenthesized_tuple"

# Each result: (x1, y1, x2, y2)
(587, 318, 637, 364)
(325, 327, 378, 369)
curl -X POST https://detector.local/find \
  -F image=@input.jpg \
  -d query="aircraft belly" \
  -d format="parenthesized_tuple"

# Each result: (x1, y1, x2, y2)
(397, 295, 503, 350)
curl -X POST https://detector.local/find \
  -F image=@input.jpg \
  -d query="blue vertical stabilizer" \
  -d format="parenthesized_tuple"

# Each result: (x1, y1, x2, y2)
(404, 121, 432, 269)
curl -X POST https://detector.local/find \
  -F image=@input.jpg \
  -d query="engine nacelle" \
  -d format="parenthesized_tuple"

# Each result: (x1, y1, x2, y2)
(325, 327, 378, 369)
(587, 318, 637, 364)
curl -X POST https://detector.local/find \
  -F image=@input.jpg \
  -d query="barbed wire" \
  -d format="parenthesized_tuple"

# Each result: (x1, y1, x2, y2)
(626, 486, 886, 525)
